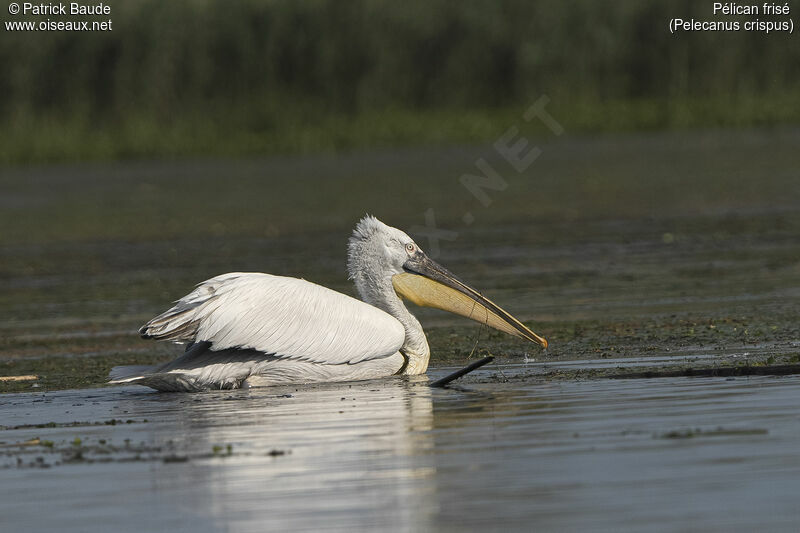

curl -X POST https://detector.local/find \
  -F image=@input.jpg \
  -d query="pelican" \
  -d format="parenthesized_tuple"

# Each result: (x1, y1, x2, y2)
(110, 216, 547, 391)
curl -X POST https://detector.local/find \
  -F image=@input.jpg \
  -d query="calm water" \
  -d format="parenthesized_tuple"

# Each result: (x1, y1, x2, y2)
(2, 132, 799, 531)
(2, 363, 799, 532)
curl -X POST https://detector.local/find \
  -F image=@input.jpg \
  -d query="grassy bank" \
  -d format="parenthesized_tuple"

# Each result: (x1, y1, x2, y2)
(3, 93, 800, 165)
(3, 0, 799, 164)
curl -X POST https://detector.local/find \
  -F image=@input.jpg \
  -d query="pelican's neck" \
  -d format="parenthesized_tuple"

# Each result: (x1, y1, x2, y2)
(352, 276, 430, 375)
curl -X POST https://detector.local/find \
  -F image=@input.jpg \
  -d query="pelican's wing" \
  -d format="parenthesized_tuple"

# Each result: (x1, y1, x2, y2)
(140, 273, 405, 365)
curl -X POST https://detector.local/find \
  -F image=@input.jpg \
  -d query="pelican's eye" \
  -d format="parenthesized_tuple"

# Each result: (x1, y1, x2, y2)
(405, 243, 416, 254)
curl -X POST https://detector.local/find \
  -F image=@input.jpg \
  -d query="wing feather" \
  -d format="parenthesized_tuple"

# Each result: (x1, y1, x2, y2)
(140, 273, 405, 365)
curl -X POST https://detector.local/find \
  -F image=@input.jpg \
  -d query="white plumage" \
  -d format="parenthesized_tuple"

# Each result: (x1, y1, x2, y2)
(110, 216, 546, 391)
(142, 273, 404, 365)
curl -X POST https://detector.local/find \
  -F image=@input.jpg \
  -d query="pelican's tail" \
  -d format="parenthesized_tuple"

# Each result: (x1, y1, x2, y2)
(109, 365, 209, 392)
(108, 346, 250, 392)
(109, 365, 156, 384)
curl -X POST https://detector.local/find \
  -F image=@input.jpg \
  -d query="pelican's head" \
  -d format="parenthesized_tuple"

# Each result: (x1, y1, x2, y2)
(347, 215, 547, 348)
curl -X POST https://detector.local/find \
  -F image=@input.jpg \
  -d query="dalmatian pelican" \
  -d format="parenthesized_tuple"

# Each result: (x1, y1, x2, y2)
(110, 216, 547, 391)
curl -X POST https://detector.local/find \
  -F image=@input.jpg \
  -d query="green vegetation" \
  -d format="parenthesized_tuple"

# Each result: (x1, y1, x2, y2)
(3, 0, 799, 164)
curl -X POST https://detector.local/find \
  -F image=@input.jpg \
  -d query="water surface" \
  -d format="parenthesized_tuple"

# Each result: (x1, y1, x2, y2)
(1, 131, 799, 529)
(2, 364, 798, 532)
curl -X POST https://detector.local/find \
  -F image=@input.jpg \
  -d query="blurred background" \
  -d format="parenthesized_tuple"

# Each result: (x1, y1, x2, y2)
(1, 0, 799, 389)
(2, 0, 799, 163)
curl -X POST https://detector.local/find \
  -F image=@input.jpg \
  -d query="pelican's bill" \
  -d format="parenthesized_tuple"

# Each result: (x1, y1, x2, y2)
(392, 261, 547, 348)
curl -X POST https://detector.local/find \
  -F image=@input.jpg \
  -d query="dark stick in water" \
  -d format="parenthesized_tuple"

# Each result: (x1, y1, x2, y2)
(430, 356, 494, 388)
